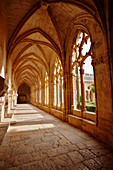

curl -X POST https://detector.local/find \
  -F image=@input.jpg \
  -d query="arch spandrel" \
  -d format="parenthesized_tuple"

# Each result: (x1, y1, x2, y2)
(65, 15, 107, 72)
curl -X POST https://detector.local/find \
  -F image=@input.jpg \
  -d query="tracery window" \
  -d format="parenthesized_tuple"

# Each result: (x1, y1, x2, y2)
(45, 72, 49, 105)
(72, 30, 96, 112)
(54, 57, 64, 109)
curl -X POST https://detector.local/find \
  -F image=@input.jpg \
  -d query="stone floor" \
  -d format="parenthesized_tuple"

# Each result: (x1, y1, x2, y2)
(0, 125, 8, 146)
(0, 104, 113, 170)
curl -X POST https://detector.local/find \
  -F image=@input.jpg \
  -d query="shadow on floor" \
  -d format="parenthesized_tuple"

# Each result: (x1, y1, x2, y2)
(0, 104, 113, 169)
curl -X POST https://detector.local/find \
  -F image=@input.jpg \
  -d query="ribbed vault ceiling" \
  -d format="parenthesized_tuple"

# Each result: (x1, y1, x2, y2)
(6, 0, 101, 89)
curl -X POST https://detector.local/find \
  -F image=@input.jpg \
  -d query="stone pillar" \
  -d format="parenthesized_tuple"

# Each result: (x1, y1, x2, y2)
(45, 83, 48, 105)
(41, 81, 45, 106)
(36, 85, 38, 105)
(0, 98, 2, 121)
(39, 82, 41, 104)
(58, 75, 60, 109)
(53, 80, 56, 108)
(88, 90, 90, 102)
(49, 81, 54, 108)
(0, 0, 6, 78)
(11, 90, 15, 109)
(13, 91, 17, 107)
(34, 86, 37, 106)
(56, 77, 58, 108)
(0, 96, 5, 122)
(15, 94, 18, 106)
(71, 73, 74, 113)
(48, 81, 50, 108)
(61, 77, 64, 110)
(60, 76, 62, 110)
(63, 73, 71, 121)
(80, 67, 86, 116)
(37, 87, 39, 104)
(32, 86, 36, 105)
(8, 89, 13, 112)
(76, 65, 80, 110)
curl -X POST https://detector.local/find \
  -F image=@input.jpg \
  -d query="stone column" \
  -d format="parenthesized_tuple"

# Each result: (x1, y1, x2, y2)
(41, 81, 45, 106)
(60, 76, 62, 110)
(0, 0, 6, 78)
(12, 90, 16, 109)
(56, 77, 58, 108)
(0, 98, 2, 121)
(49, 81, 54, 109)
(63, 73, 71, 121)
(71, 73, 74, 113)
(13, 93, 17, 107)
(12, 91, 17, 107)
(37, 87, 39, 104)
(0, 96, 5, 122)
(76, 65, 80, 110)
(80, 67, 86, 116)
(88, 90, 90, 102)
(46, 83, 47, 105)
(31, 87, 34, 104)
(53, 80, 56, 108)
(39, 83, 41, 104)
(48, 80, 50, 108)
(61, 77, 64, 110)
(8, 89, 13, 112)
(35, 86, 37, 105)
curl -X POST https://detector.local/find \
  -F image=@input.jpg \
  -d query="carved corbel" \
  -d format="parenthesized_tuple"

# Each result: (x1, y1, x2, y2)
(40, 0, 49, 9)
(0, 76, 8, 97)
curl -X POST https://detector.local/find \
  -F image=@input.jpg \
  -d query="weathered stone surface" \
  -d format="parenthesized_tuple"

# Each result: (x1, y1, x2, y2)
(79, 149, 96, 160)
(83, 159, 102, 170)
(0, 104, 113, 169)
(68, 151, 85, 164)
(52, 154, 73, 168)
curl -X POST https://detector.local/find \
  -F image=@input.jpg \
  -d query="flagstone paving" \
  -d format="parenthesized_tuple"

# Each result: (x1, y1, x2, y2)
(0, 104, 113, 170)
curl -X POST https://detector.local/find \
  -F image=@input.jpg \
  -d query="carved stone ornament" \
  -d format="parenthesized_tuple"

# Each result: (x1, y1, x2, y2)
(0, 76, 8, 97)
(40, 0, 49, 9)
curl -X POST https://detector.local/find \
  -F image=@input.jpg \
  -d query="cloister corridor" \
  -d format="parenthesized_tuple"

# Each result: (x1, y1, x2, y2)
(0, 104, 113, 170)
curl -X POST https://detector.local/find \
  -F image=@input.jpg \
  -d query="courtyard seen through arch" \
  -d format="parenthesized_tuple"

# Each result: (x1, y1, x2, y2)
(53, 57, 64, 110)
(71, 30, 96, 113)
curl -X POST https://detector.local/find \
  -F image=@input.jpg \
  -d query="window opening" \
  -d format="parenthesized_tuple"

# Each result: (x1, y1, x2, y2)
(45, 72, 49, 105)
(72, 30, 96, 112)
(54, 57, 64, 109)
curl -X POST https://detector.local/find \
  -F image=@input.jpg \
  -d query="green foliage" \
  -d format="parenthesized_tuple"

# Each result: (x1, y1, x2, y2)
(90, 101, 95, 105)
(85, 101, 96, 112)
(80, 96, 96, 112)
(86, 105, 96, 112)
(80, 95, 81, 102)
(85, 101, 95, 106)
(91, 82, 95, 93)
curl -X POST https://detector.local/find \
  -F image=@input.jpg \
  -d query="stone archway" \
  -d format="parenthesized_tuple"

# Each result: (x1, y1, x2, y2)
(17, 83, 30, 104)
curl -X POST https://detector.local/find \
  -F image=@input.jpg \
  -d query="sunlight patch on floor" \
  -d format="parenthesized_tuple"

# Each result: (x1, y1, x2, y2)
(8, 123, 55, 132)
(14, 109, 37, 113)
